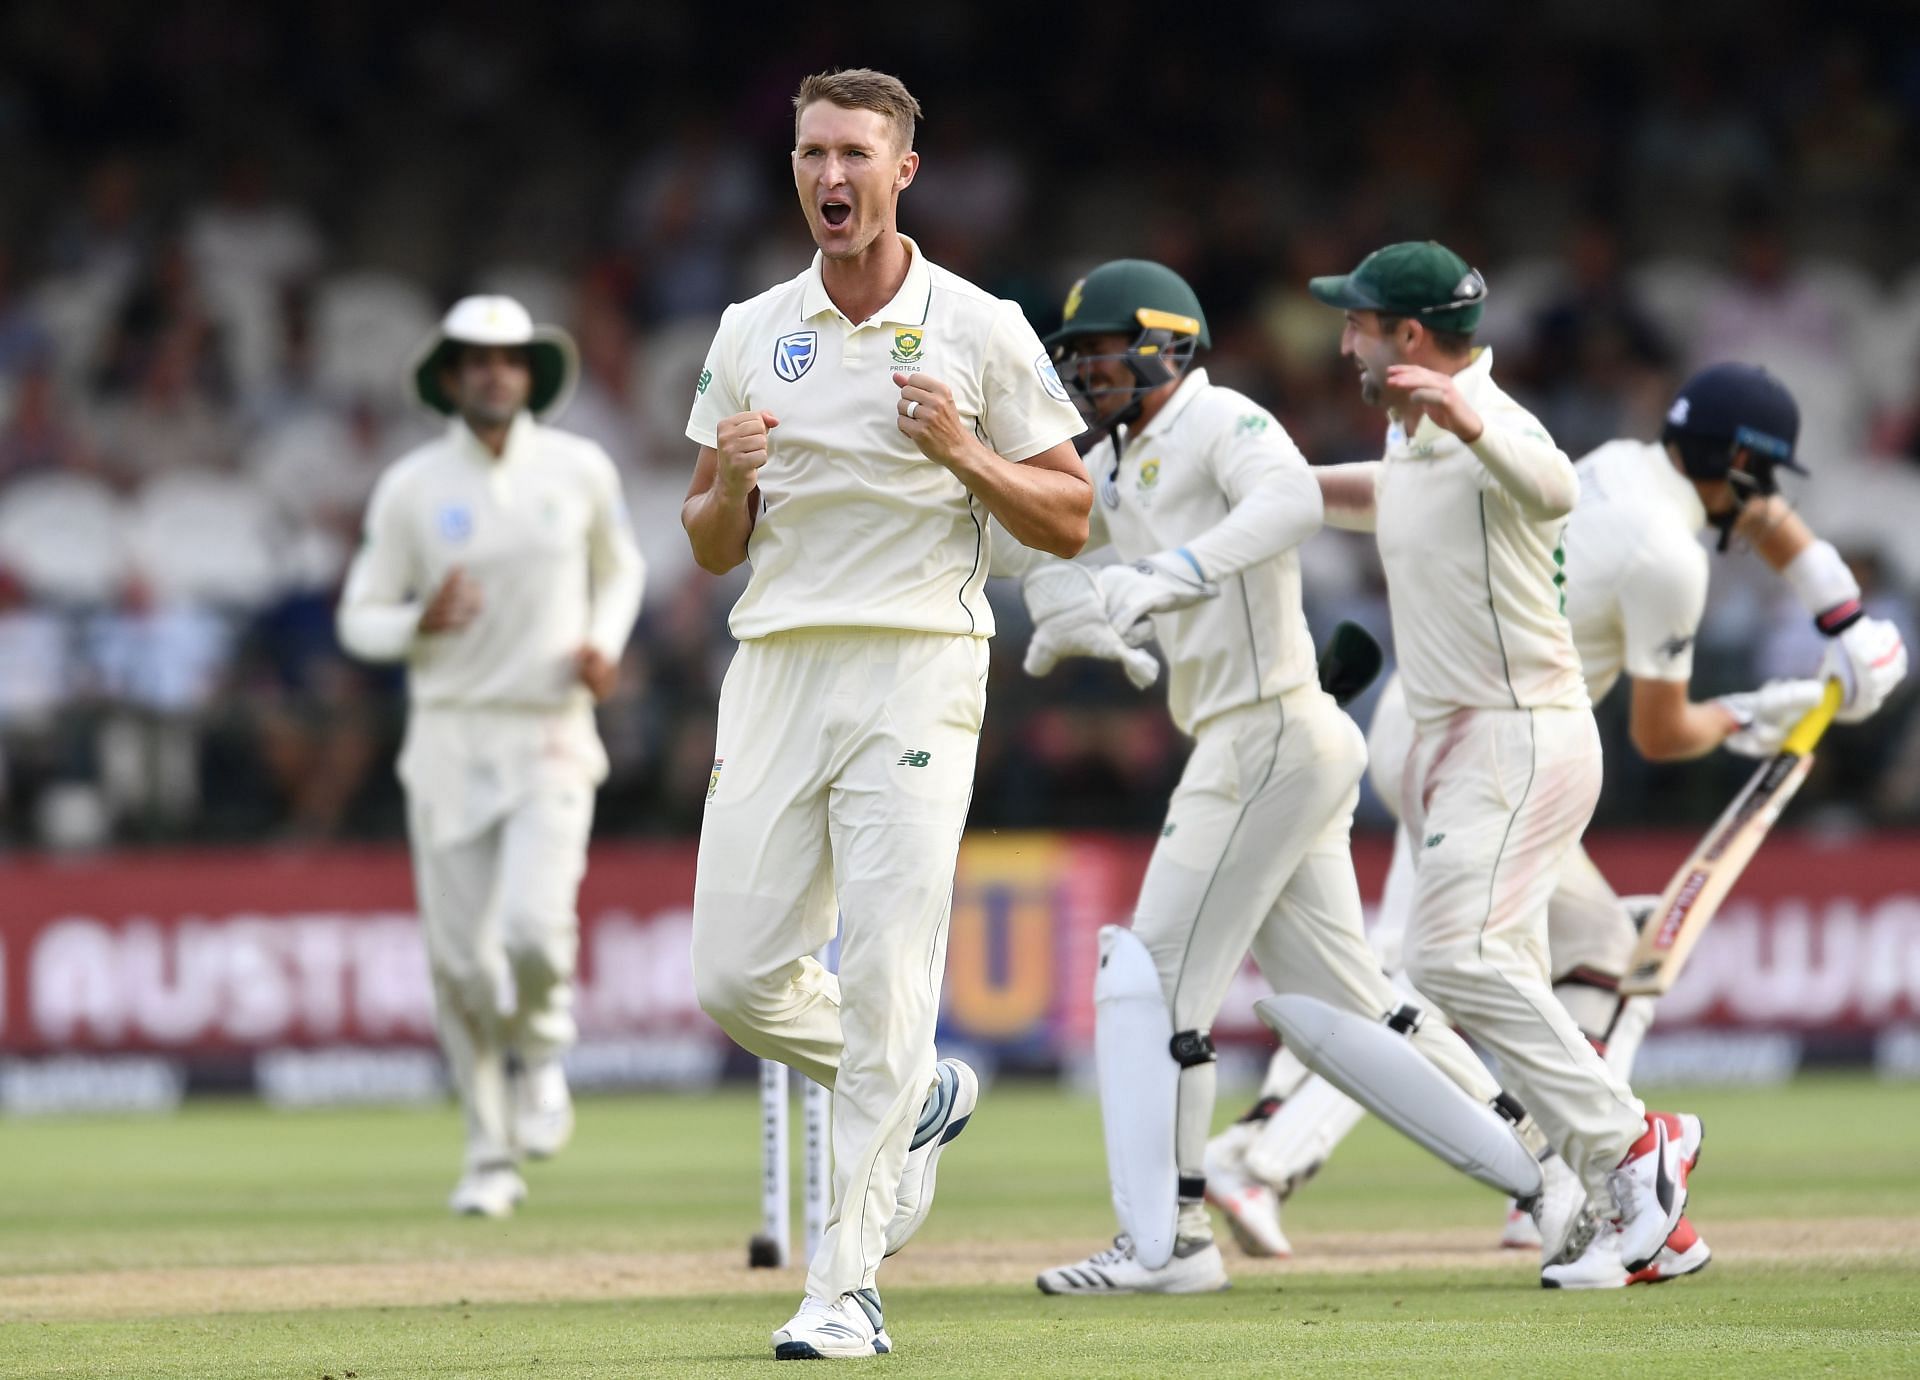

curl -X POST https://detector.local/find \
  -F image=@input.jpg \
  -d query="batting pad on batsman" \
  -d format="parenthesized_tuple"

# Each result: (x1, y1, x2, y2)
(1255, 993, 1542, 1200)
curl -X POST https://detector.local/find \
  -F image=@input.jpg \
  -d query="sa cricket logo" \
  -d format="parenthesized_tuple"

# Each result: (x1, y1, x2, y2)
(773, 331, 817, 382)
(1062, 278, 1085, 321)
(890, 328, 925, 367)
(1137, 458, 1161, 491)
(706, 758, 723, 801)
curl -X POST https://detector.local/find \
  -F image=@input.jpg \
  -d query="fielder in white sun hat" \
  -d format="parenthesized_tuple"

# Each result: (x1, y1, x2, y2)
(410, 294, 579, 420)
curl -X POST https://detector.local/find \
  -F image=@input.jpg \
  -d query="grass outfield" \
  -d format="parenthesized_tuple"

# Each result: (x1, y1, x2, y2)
(2, 1076, 1917, 1377)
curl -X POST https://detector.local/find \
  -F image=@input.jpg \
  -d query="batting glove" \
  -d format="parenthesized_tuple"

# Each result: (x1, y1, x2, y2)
(1822, 615, 1908, 724)
(1716, 678, 1826, 757)
(1021, 563, 1160, 689)
(1097, 548, 1219, 649)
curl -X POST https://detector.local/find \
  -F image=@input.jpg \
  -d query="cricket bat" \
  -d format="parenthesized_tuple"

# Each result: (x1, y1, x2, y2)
(1620, 679, 1844, 996)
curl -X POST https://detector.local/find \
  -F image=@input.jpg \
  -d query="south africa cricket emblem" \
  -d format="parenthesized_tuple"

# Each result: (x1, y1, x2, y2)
(890, 328, 925, 367)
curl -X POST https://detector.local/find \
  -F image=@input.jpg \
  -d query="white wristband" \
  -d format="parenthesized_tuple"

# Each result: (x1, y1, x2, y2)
(1782, 540, 1860, 621)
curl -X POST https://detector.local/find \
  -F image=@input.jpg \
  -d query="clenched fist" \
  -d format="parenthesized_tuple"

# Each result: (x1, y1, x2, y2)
(715, 410, 779, 502)
(419, 566, 482, 634)
(894, 371, 971, 468)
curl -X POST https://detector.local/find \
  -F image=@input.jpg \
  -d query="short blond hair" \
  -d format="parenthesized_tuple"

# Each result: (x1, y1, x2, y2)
(792, 68, 921, 151)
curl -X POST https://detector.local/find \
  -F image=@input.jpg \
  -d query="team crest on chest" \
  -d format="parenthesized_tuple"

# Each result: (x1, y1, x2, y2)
(773, 330, 818, 382)
(438, 503, 473, 544)
(890, 328, 925, 367)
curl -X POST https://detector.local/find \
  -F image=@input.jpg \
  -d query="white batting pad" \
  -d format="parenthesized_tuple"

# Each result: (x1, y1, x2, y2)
(1095, 925, 1180, 1270)
(1255, 993, 1542, 1200)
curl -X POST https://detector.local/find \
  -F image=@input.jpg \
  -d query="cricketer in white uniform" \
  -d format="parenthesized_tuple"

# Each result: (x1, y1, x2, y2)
(679, 70, 1089, 1361)
(338, 294, 645, 1218)
(1212, 364, 1909, 1286)
(1005, 260, 1581, 1295)
(1303, 242, 1698, 1276)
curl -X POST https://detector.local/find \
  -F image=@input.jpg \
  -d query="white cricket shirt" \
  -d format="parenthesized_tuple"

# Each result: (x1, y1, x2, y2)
(686, 235, 1083, 640)
(1565, 439, 1710, 703)
(1373, 348, 1589, 724)
(1086, 369, 1320, 734)
(337, 411, 646, 710)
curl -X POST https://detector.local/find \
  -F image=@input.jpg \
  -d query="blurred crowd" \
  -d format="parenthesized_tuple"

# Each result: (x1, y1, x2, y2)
(0, 3, 1917, 849)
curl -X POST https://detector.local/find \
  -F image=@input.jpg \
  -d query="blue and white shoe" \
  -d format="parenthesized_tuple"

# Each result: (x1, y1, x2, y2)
(883, 1058, 978, 1257)
(772, 1289, 892, 1359)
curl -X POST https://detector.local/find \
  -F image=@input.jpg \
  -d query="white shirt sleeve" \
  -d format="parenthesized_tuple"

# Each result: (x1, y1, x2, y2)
(1470, 406, 1578, 520)
(685, 305, 743, 449)
(978, 302, 1085, 462)
(1618, 533, 1709, 684)
(336, 469, 423, 663)
(1183, 404, 1322, 579)
(584, 447, 647, 659)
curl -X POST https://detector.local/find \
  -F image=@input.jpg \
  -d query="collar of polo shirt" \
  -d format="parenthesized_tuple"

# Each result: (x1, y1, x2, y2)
(449, 409, 537, 466)
(1398, 346, 1495, 441)
(799, 233, 935, 328)
(1127, 366, 1211, 448)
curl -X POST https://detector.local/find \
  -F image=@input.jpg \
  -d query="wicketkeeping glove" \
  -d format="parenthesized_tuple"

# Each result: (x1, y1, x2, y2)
(1097, 548, 1220, 648)
(1822, 614, 1908, 724)
(1715, 678, 1826, 758)
(1021, 562, 1160, 689)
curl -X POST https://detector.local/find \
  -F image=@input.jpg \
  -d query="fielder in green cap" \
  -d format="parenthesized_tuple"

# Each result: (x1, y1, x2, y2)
(1305, 243, 1706, 1280)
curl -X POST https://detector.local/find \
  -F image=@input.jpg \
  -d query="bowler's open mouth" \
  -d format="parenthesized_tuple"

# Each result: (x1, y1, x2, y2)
(821, 200, 851, 227)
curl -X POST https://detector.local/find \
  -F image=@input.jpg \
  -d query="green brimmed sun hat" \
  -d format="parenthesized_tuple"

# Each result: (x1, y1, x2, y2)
(410, 294, 578, 419)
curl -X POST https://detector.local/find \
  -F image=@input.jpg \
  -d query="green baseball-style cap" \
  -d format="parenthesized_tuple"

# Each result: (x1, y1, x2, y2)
(1308, 241, 1487, 334)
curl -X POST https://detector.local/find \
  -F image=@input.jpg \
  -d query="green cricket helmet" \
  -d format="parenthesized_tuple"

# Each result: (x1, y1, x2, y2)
(1045, 260, 1210, 426)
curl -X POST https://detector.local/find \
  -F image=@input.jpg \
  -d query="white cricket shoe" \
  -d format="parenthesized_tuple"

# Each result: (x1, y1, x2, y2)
(1628, 1216, 1712, 1285)
(1608, 1111, 1703, 1272)
(514, 1057, 575, 1161)
(448, 1163, 527, 1218)
(1036, 1234, 1229, 1296)
(1541, 1223, 1627, 1290)
(1523, 1152, 1595, 1267)
(772, 1289, 891, 1359)
(1203, 1125, 1292, 1258)
(883, 1058, 978, 1256)
(1500, 1197, 1543, 1250)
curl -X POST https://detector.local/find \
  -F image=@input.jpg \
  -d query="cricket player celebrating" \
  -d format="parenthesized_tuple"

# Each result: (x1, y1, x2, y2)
(681, 70, 1089, 1360)
(338, 295, 645, 1217)
(1295, 241, 1698, 1278)
(1010, 260, 1588, 1297)
(1210, 363, 1908, 1287)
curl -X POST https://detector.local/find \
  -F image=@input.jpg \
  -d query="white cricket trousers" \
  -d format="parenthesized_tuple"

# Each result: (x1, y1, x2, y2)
(1396, 703, 1645, 1197)
(1130, 685, 1507, 1218)
(1370, 675, 1648, 1064)
(690, 628, 987, 1300)
(407, 776, 595, 1172)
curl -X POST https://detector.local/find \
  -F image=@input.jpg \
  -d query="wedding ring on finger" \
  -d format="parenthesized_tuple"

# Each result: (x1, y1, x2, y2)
(905, 399, 920, 420)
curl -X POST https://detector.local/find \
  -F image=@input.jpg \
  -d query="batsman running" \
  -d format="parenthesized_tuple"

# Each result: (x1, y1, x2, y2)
(1005, 260, 1590, 1297)
(1211, 361, 1908, 1286)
